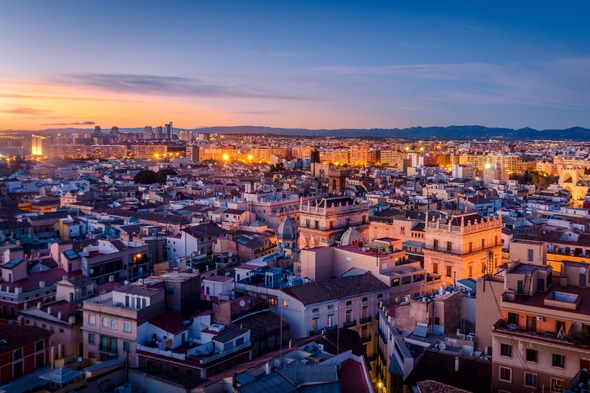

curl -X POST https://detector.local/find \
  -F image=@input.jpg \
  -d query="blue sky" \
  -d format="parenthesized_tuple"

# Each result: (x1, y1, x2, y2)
(1, 1, 589, 130)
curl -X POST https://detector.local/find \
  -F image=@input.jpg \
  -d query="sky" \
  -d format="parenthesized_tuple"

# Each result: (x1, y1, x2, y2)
(1, 1, 590, 131)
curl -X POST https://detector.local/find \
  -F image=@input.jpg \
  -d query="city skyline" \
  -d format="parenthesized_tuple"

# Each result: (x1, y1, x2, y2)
(2, 1, 590, 131)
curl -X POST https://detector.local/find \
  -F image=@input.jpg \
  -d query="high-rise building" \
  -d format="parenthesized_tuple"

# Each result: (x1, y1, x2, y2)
(186, 144, 199, 162)
(155, 126, 163, 140)
(93, 125, 102, 135)
(165, 122, 173, 139)
(31, 134, 49, 156)
(143, 126, 153, 140)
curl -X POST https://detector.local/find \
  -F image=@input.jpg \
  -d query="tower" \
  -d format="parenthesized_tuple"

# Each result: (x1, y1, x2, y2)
(165, 122, 173, 140)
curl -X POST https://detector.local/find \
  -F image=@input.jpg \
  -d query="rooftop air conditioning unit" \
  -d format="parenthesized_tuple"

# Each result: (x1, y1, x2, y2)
(536, 316, 544, 321)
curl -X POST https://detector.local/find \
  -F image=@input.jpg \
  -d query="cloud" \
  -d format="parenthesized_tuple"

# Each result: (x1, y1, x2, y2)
(3, 107, 50, 116)
(43, 121, 95, 126)
(312, 58, 590, 110)
(53, 73, 306, 100)
(235, 110, 284, 115)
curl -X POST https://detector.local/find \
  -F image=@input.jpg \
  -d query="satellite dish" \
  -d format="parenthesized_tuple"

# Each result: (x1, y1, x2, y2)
(439, 343, 446, 351)
(361, 247, 366, 252)
(77, 356, 82, 363)
(89, 269, 94, 274)
(239, 300, 246, 307)
(581, 267, 587, 274)
(228, 252, 233, 257)
(124, 280, 129, 285)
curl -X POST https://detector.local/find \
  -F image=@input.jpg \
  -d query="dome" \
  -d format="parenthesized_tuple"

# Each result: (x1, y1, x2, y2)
(339, 227, 363, 246)
(277, 215, 297, 240)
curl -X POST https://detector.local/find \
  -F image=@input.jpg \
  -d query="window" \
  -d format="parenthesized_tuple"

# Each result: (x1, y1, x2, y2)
(123, 322, 131, 333)
(446, 266, 452, 277)
(269, 298, 277, 306)
(236, 337, 244, 346)
(283, 299, 289, 307)
(550, 377, 564, 392)
(123, 341, 130, 352)
(507, 312, 518, 325)
(312, 308, 319, 313)
(525, 372, 537, 388)
(327, 314, 334, 327)
(311, 317, 319, 331)
(446, 242, 453, 253)
(581, 359, 590, 371)
(102, 318, 108, 327)
(433, 239, 439, 250)
(110, 319, 117, 329)
(499, 366, 512, 382)
(36, 340, 44, 352)
(481, 239, 485, 249)
(186, 369, 194, 376)
(13, 348, 23, 360)
(468, 265, 473, 277)
(346, 301, 352, 306)
(88, 314, 96, 325)
(552, 353, 565, 368)
(526, 348, 537, 363)
(433, 263, 438, 275)
(88, 333, 95, 344)
(345, 309, 353, 324)
(500, 343, 512, 357)
(468, 242, 473, 253)
(528, 249, 534, 262)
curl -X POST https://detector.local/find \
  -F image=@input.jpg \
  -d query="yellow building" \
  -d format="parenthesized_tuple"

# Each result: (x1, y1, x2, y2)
(423, 212, 503, 285)
(131, 144, 168, 159)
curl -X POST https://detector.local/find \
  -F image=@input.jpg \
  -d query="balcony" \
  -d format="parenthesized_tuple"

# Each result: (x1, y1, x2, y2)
(492, 319, 590, 348)
(343, 319, 357, 328)
(360, 316, 372, 324)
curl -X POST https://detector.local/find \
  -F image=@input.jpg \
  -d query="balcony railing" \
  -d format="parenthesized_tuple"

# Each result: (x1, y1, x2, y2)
(343, 319, 357, 328)
(360, 316, 372, 324)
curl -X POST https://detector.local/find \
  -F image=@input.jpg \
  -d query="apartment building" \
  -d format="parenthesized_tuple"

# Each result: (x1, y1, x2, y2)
(299, 196, 369, 249)
(423, 212, 503, 285)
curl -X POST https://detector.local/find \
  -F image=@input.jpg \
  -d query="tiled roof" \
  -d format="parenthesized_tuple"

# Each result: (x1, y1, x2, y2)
(0, 324, 53, 355)
(282, 272, 388, 305)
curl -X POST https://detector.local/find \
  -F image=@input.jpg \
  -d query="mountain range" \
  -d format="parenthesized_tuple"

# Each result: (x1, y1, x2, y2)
(4, 125, 590, 140)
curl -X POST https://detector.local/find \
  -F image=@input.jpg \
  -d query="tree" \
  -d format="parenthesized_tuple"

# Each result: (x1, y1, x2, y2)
(133, 170, 158, 184)
(156, 169, 178, 184)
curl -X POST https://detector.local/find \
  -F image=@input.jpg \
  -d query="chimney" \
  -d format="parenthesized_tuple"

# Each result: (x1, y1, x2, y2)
(47, 307, 52, 315)
(455, 356, 459, 372)
(17, 315, 25, 326)
(58, 343, 64, 359)
(109, 275, 115, 282)
(37, 302, 42, 309)
(39, 281, 46, 288)
(57, 312, 62, 321)
(69, 315, 76, 324)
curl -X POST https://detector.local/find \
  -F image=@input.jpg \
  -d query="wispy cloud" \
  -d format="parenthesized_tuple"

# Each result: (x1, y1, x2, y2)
(52, 73, 306, 100)
(43, 121, 95, 126)
(312, 58, 590, 110)
(3, 107, 50, 116)
(235, 110, 284, 115)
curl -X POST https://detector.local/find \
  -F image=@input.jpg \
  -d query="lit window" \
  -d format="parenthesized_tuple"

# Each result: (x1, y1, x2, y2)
(283, 299, 289, 307)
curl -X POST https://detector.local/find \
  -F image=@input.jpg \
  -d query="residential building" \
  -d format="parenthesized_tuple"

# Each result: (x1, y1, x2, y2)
(423, 212, 503, 285)
(0, 323, 53, 384)
(299, 196, 370, 249)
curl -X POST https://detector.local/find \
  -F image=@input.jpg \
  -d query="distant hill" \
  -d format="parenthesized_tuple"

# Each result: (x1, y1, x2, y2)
(3, 125, 589, 140)
(191, 125, 590, 140)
